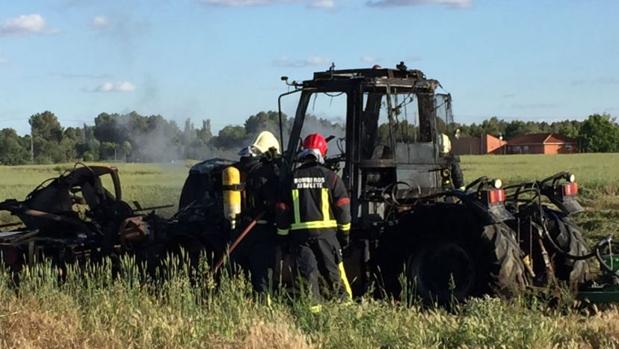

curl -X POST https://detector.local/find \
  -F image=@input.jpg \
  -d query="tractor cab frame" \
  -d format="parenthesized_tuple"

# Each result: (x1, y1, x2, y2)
(279, 66, 458, 229)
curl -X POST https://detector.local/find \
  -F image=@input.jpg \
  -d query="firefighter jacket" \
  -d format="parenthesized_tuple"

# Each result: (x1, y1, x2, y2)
(239, 156, 281, 224)
(276, 162, 351, 239)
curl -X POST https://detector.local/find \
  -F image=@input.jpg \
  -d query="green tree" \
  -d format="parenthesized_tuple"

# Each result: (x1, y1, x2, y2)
(29, 111, 63, 142)
(551, 120, 581, 139)
(94, 113, 123, 144)
(121, 141, 132, 160)
(196, 119, 213, 143)
(29, 111, 65, 163)
(504, 120, 542, 139)
(211, 125, 247, 149)
(0, 128, 29, 165)
(75, 125, 100, 161)
(100, 142, 118, 160)
(244, 111, 281, 135)
(479, 117, 505, 137)
(579, 114, 619, 152)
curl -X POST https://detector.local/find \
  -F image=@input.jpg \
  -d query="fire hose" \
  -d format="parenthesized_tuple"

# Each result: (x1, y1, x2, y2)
(539, 208, 618, 274)
(212, 211, 265, 273)
(515, 187, 596, 261)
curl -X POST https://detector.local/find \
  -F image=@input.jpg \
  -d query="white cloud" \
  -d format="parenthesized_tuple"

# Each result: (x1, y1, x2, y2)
(571, 77, 619, 86)
(201, 0, 274, 6)
(0, 14, 49, 36)
(200, 0, 336, 8)
(53, 72, 111, 79)
(93, 81, 136, 93)
(92, 15, 110, 29)
(360, 56, 379, 64)
(308, 0, 335, 8)
(274, 56, 331, 68)
(366, 0, 472, 8)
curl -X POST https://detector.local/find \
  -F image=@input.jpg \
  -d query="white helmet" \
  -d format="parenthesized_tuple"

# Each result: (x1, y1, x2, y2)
(439, 133, 452, 155)
(239, 131, 280, 157)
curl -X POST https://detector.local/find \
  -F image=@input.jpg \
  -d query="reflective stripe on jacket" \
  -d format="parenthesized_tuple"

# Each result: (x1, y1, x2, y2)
(276, 162, 351, 237)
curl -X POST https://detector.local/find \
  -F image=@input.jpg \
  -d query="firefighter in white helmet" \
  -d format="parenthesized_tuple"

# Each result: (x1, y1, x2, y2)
(232, 131, 283, 294)
(238, 131, 281, 158)
(439, 133, 465, 190)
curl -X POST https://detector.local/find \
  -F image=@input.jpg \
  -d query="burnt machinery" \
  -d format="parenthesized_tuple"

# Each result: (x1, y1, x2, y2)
(2, 63, 616, 304)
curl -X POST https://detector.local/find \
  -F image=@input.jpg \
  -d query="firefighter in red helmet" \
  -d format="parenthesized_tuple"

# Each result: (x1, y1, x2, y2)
(276, 133, 352, 310)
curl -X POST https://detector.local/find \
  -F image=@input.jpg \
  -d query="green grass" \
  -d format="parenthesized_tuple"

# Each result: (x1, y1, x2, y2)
(1, 154, 619, 348)
(2, 257, 619, 348)
(462, 153, 619, 188)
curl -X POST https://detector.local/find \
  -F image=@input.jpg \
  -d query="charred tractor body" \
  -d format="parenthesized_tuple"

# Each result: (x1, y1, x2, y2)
(1, 64, 613, 305)
(280, 65, 527, 302)
(199, 64, 613, 303)
(0, 164, 134, 272)
(179, 64, 529, 303)
(0, 163, 192, 276)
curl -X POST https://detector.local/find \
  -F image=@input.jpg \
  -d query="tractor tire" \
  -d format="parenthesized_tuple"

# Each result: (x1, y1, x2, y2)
(545, 209, 592, 289)
(479, 223, 529, 297)
(408, 222, 527, 304)
(408, 240, 477, 303)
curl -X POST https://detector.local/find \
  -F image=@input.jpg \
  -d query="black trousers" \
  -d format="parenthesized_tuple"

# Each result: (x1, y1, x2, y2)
(231, 224, 277, 293)
(291, 231, 345, 300)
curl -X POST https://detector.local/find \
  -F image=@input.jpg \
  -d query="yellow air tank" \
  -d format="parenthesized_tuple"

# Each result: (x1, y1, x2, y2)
(222, 166, 242, 229)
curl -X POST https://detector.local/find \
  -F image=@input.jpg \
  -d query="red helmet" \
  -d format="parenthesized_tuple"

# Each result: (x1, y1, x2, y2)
(303, 133, 328, 157)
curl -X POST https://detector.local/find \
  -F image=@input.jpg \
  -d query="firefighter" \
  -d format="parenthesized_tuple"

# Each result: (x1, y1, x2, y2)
(439, 133, 465, 190)
(232, 131, 282, 293)
(276, 133, 352, 308)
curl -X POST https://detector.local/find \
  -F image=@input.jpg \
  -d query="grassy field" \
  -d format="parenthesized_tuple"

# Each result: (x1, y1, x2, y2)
(1, 154, 619, 348)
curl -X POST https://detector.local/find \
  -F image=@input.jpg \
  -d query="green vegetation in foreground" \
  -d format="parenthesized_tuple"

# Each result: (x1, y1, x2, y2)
(1, 258, 619, 348)
(1, 154, 619, 348)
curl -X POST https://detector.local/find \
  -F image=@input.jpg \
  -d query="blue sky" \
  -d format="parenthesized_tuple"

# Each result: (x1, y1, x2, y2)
(0, 0, 618, 135)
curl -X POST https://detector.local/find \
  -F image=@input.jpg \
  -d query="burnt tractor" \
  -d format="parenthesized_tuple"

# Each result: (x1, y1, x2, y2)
(2, 63, 613, 304)
(0, 164, 132, 272)
(181, 64, 619, 303)
(175, 64, 534, 303)
(283, 65, 530, 302)
(0, 163, 185, 275)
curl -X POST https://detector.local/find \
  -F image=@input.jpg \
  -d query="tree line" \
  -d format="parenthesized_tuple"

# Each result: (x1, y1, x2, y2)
(0, 111, 617, 165)
(0, 110, 343, 165)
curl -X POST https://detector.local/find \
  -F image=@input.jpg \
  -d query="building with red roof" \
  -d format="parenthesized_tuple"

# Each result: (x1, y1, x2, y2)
(453, 134, 507, 155)
(505, 133, 577, 154)
(453, 133, 578, 155)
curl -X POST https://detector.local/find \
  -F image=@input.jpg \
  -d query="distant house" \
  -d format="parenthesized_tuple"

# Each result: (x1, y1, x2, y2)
(483, 134, 507, 154)
(453, 134, 506, 155)
(505, 133, 578, 154)
(453, 132, 577, 155)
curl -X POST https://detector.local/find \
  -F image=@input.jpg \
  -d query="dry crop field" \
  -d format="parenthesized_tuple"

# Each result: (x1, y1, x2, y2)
(1, 154, 619, 348)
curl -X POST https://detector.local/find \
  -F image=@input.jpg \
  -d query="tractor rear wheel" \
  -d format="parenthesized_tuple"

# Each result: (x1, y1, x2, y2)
(407, 222, 527, 304)
(408, 241, 476, 303)
(545, 209, 591, 289)
(480, 222, 529, 296)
